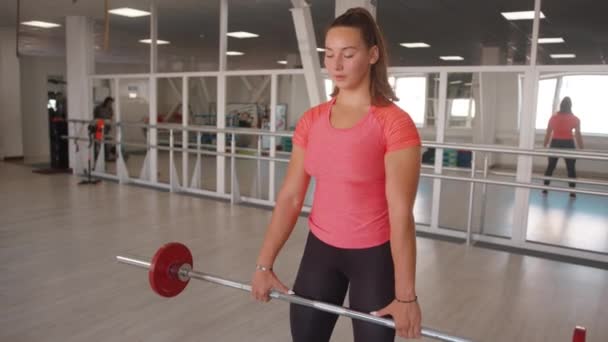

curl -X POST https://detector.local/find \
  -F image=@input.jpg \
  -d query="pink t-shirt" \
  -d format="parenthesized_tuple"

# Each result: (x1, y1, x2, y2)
(549, 112, 580, 140)
(293, 98, 421, 249)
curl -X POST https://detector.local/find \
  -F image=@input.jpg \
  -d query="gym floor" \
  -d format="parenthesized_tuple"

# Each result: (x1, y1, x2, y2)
(2, 161, 607, 341)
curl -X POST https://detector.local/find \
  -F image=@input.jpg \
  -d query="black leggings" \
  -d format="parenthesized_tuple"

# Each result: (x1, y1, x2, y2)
(290, 232, 395, 342)
(544, 139, 577, 188)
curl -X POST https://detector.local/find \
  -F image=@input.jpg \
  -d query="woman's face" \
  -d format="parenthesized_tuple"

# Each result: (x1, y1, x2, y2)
(324, 26, 378, 92)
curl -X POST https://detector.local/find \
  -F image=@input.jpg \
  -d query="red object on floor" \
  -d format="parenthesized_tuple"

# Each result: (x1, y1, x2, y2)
(572, 326, 586, 342)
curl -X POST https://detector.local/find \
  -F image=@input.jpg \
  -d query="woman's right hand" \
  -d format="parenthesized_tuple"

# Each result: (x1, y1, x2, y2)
(251, 268, 290, 302)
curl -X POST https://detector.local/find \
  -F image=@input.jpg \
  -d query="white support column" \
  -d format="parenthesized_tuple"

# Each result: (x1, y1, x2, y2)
(335, 0, 376, 17)
(114, 78, 129, 183)
(182, 77, 189, 188)
(290, 0, 325, 106)
(217, 0, 228, 194)
(512, 0, 542, 245)
(66, 16, 95, 172)
(430, 71, 448, 231)
(0, 28, 23, 160)
(269, 74, 278, 202)
(148, 0, 159, 183)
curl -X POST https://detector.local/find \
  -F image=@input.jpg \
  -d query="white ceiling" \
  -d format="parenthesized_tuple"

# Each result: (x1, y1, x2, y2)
(1, 0, 607, 67)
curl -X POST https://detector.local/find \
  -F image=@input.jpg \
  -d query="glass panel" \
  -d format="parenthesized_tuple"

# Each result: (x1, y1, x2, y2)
(378, 0, 534, 66)
(95, 0, 150, 74)
(535, 78, 558, 130)
(224, 75, 270, 199)
(156, 77, 182, 185)
(119, 78, 150, 180)
(529, 73, 608, 253)
(394, 76, 427, 126)
(185, 77, 218, 192)
(538, 1, 608, 65)
(227, 0, 299, 70)
(157, 0, 219, 72)
(439, 72, 523, 237)
(527, 171, 608, 254)
(415, 171, 433, 226)
(91, 79, 117, 175)
(274, 74, 313, 204)
(558, 75, 608, 135)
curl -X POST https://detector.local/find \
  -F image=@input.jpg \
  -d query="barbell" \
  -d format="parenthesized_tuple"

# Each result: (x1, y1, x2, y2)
(116, 242, 587, 342)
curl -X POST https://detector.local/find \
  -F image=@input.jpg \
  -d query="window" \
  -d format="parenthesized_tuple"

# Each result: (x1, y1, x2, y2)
(559, 75, 608, 134)
(450, 98, 476, 118)
(536, 75, 608, 134)
(535, 78, 558, 130)
(324, 79, 333, 101)
(394, 76, 427, 126)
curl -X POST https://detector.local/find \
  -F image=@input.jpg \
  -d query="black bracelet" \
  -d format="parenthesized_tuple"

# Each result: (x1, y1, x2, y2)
(395, 296, 417, 304)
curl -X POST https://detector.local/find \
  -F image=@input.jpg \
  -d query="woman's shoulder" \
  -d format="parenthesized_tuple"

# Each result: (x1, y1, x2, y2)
(299, 99, 332, 124)
(371, 102, 416, 127)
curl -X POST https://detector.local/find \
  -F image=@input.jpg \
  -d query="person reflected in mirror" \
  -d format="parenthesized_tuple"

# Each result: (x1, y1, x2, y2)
(542, 96, 584, 198)
(93, 96, 116, 161)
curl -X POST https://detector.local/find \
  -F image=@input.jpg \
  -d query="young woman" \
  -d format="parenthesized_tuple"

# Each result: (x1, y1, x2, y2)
(542, 96, 584, 197)
(251, 8, 422, 341)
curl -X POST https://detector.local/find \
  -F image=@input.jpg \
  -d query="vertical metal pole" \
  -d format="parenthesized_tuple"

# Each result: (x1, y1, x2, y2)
(466, 151, 477, 245)
(430, 71, 448, 231)
(269, 74, 278, 202)
(169, 128, 175, 191)
(182, 77, 189, 189)
(479, 154, 489, 235)
(256, 135, 262, 198)
(231, 133, 237, 204)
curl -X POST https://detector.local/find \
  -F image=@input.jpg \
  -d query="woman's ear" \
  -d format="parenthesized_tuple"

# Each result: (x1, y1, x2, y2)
(369, 45, 380, 65)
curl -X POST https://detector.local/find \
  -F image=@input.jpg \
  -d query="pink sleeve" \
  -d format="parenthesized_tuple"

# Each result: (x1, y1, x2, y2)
(385, 110, 421, 153)
(293, 109, 313, 148)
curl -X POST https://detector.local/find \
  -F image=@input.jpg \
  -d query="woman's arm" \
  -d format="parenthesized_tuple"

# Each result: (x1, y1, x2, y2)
(543, 124, 553, 148)
(574, 121, 584, 149)
(385, 146, 421, 302)
(255, 145, 310, 268)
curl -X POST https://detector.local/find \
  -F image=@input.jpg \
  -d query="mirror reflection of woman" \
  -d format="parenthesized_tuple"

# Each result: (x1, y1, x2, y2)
(542, 96, 584, 198)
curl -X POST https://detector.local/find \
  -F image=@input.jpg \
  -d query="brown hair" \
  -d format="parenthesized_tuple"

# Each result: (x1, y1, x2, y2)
(326, 7, 397, 106)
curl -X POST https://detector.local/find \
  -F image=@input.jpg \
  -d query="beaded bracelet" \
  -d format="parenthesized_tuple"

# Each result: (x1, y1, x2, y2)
(255, 264, 273, 272)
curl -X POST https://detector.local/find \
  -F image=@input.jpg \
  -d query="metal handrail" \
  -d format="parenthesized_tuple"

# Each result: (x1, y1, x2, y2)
(68, 119, 608, 161)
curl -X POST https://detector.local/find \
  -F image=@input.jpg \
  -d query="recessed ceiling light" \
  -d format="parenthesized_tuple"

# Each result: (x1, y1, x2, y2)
(139, 39, 170, 45)
(538, 37, 565, 44)
(277, 60, 288, 65)
(551, 54, 576, 59)
(227, 51, 244, 56)
(501, 11, 546, 20)
(227, 31, 259, 39)
(21, 21, 61, 29)
(317, 48, 326, 52)
(109, 8, 151, 18)
(400, 42, 430, 48)
(450, 80, 463, 85)
(464, 82, 473, 86)
(440, 56, 464, 61)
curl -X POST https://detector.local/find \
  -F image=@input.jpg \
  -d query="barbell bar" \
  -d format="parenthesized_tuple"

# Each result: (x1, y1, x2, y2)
(116, 242, 473, 342)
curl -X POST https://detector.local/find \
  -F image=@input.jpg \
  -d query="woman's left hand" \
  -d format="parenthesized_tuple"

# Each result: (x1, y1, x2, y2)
(371, 299, 422, 339)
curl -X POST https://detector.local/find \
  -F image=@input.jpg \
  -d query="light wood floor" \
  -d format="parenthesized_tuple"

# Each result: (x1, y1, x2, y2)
(2, 161, 607, 341)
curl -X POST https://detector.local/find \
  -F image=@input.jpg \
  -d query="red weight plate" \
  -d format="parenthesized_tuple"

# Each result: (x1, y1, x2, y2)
(149, 242, 193, 297)
(572, 326, 586, 342)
